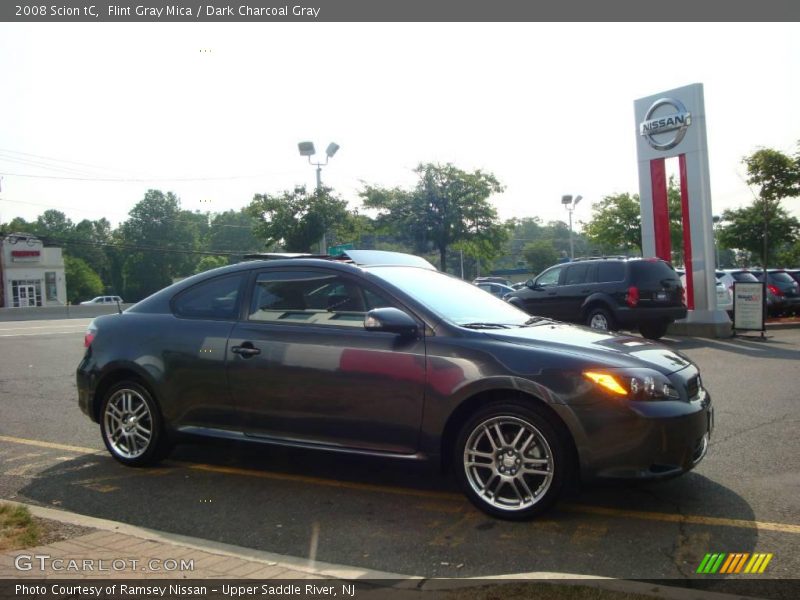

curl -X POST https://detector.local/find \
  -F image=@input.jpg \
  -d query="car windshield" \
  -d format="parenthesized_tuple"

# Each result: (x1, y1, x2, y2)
(369, 266, 530, 327)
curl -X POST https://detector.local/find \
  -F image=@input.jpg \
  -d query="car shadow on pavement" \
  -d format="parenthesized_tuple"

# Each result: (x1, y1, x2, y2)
(16, 441, 761, 582)
(661, 334, 800, 361)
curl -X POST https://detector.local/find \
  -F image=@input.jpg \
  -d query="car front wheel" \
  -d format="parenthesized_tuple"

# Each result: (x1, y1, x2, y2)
(100, 381, 170, 467)
(454, 402, 568, 520)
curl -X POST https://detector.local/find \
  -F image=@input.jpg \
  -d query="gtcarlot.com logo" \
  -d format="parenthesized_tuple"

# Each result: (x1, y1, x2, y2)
(697, 553, 773, 574)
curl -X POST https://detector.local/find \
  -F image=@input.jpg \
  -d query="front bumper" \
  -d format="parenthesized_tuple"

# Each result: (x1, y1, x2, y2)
(570, 383, 713, 481)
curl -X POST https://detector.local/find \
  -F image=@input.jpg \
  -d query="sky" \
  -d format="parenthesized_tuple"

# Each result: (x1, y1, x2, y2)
(0, 22, 798, 233)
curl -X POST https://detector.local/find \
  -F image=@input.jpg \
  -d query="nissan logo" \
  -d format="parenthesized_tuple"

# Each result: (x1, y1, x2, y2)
(639, 98, 692, 151)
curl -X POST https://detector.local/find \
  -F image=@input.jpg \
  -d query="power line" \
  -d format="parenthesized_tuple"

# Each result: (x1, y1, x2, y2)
(27, 234, 262, 258)
(0, 197, 257, 230)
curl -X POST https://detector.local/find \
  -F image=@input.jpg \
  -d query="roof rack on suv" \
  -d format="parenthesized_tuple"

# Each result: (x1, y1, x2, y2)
(571, 255, 634, 262)
(243, 253, 349, 261)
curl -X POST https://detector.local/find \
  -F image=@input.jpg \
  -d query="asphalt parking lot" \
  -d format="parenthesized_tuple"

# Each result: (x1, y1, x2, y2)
(1, 319, 799, 595)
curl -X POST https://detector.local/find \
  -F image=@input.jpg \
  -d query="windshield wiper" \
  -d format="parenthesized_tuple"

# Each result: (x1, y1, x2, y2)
(460, 322, 513, 329)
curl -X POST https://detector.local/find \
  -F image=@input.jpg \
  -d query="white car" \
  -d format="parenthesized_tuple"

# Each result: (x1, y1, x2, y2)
(676, 270, 732, 313)
(80, 295, 124, 305)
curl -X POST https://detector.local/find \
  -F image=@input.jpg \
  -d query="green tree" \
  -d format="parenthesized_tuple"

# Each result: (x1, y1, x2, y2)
(247, 186, 355, 253)
(522, 240, 559, 274)
(741, 145, 800, 268)
(118, 190, 202, 300)
(207, 209, 261, 255)
(64, 256, 104, 304)
(717, 202, 800, 266)
(361, 163, 506, 271)
(195, 255, 228, 273)
(583, 192, 643, 254)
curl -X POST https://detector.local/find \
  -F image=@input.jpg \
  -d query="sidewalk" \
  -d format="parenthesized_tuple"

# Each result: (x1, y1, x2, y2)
(0, 502, 405, 580)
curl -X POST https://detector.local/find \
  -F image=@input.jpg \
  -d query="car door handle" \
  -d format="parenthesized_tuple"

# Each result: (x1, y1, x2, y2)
(231, 343, 261, 357)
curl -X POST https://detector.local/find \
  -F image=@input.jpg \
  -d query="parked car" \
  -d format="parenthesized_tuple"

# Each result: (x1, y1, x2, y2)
(505, 257, 686, 339)
(77, 251, 712, 520)
(475, 281, 516, 299)
(80, 295, 124, 305)
(676, 270, 732, 314)
(472, 276, 512, 286)
(786, 269, 800, 288)
(752, 270, 800, 316)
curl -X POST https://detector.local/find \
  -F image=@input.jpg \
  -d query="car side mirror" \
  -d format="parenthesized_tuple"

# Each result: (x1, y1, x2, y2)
(364, 307, 419, 336)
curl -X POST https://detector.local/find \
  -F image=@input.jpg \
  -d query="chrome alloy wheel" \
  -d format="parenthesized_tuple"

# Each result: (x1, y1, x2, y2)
(103, 388, 154, 459)
(589, 313, 609, 329)
(463, 416, 555, 512)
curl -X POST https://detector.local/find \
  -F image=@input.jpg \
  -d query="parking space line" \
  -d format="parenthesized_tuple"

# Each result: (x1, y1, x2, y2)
(560, 503, 800, 535)
(3, 434, 799, 535)
(0, 434, 99, 454)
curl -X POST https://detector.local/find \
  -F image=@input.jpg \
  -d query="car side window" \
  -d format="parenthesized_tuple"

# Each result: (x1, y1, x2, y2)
(172, 274, 244, 320)
(536, 266, 562, 288)
(597, 262, 625, 283)
(249, 270, 394, 328)
(564, 264, 590, 285)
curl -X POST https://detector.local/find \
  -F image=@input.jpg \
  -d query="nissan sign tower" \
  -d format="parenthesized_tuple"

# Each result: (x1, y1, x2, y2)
(634, 83, 730, 337)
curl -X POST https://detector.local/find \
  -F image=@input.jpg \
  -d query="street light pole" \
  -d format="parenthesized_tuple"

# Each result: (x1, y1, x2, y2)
(298, 141, 340, 254)
(562, 194, 583, 260)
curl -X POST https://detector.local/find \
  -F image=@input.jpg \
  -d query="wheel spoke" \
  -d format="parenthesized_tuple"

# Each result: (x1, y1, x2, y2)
(493, 424, 507, 446)
(104, 388, 153, 459)
(517, 475, 535, 501)
(463, 415, 556, 513)
(482, 426, 499, 450)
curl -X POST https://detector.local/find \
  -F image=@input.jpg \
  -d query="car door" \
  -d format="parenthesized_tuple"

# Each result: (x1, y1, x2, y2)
(556, 263, 594, 322)
(519, 265, 565, 318)
(226, 268, 427, 455)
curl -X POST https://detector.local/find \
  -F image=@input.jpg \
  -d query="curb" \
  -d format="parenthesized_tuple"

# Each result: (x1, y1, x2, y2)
(5, 501, 763, 600)
(5, 500, 414, 582)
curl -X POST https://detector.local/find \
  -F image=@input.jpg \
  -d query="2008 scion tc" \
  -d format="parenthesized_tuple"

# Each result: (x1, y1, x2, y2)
(77, 250, 713, 520)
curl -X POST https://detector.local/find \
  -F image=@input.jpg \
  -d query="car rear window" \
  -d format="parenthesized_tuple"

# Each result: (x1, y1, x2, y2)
(769, 272, 796, 284)
(629, 260, 679, 287)
(731, 271, 759, 282)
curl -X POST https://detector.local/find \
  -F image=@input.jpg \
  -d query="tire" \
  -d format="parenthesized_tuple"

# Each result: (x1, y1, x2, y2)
(453, 401, 569, 520)
(586, 306, 614, 331)
(639, 320, 670, 340)
(99, 381, 171, 467)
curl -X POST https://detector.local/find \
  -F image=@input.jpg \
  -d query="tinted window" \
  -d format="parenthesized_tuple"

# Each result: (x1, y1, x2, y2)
(630, 261, 679, 287)
(173, 274, 243, 320)
(249, 270, 393, 327)
(564, 264, 590, 285)
(731, 271, 759, 282)
(769, 272, 795, 284)
(596, 262, 625, 283)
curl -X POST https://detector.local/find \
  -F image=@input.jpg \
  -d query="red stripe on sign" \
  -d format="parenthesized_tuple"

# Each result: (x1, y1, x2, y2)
(650, 158, 671, 261)
(679, 154, 694, 310)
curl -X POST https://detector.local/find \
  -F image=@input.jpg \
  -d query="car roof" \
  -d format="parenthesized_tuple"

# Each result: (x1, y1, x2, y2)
(243, 250, 436, 270)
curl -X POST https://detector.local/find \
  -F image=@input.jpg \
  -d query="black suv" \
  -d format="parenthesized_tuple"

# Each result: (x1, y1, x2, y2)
(505, 257, 686, 339)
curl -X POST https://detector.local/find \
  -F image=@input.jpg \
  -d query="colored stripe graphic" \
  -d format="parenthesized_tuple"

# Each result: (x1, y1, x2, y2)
(744, 553, 774, 574)
(699, 553, 773, 574)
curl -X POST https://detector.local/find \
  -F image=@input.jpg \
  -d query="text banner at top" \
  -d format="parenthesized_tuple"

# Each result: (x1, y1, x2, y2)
(3, 0, 800, 22)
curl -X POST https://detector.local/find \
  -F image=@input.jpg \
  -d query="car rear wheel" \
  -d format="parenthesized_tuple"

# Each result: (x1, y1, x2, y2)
(586, 307, 614, 331)
(639, 320, 670, 340)
(100, 381, 170, 467)
(454, 402, 568, 520)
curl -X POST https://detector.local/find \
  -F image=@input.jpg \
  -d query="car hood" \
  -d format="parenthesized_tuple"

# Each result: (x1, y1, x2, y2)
(485, 321, 693, 375)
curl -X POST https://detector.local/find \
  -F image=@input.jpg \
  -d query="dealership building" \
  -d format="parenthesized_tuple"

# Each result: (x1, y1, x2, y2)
(0, 233, 67, 308)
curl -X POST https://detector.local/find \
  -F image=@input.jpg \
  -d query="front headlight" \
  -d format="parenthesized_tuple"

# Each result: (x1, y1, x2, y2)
(584, 369, 680, 401)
